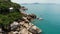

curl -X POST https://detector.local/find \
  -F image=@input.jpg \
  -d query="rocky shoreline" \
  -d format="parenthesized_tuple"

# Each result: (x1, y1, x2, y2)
(8, 13, 42, 34)
(8, 6, 42, 34)
(0, 6, 42, 34)
(8, 15, 42, 34)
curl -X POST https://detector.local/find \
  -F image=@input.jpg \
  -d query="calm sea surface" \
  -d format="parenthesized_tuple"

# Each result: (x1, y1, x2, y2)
(21, 4, 60, 34)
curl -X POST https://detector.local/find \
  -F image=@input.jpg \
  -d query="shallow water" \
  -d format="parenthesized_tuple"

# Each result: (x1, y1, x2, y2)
(21, 4, 60, 34)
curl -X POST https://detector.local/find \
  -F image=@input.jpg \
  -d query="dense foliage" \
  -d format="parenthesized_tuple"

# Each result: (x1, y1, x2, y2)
(0, 12, 23, 25)
(0, 0, 23, 29)
(0, 0, 21, 9)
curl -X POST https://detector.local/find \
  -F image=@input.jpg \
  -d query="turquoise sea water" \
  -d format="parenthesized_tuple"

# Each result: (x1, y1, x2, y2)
(21, 4, 60, 34)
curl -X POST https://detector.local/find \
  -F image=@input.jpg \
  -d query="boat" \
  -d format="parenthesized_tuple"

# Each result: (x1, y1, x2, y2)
(37, 18, 43, 20)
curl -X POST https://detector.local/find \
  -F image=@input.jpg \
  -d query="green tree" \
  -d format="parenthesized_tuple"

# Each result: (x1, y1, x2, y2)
(0, 0, 23, 31)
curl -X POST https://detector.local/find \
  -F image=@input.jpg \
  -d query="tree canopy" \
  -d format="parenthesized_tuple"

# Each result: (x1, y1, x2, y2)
(0, 0, 23, 28)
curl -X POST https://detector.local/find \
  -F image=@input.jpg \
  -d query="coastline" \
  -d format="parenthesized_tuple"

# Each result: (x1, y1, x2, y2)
(0, 6, 42, 34)
(8, 6, 42, 34)
(8, 15, 42, 34)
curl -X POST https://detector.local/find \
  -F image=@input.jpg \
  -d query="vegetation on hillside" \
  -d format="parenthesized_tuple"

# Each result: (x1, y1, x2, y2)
(0, 0, 23, 30)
